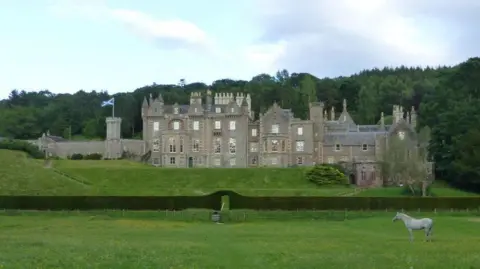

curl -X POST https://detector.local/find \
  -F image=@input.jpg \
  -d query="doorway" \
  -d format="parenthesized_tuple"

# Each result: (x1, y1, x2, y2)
(188, 157, 193, 168)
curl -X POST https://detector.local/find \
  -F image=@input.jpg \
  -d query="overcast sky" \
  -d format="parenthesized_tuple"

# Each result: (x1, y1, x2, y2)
(1, 0, 478, 99)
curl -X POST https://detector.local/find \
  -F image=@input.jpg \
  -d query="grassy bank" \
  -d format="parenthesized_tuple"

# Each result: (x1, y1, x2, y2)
(54, 160, 351, 196)
(0, 150, 90, 195)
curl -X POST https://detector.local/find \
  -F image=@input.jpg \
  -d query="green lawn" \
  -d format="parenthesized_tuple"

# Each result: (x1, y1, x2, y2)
(54, 160, 352, 196)
(0, 150, 90, 195)
(357, 181, 479, 197)
(0, 211, 478, 268)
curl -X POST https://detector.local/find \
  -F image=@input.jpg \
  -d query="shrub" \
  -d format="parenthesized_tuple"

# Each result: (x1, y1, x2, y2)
(84, 153, 102, 160)
(306, 164, 348, 186)
(0, 139, 44, 159)
(323, 163, 347, 174)
(69, 153, 84, 160)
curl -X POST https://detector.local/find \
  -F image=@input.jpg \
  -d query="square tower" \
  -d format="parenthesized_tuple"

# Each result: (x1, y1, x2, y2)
(105, 117, 122, 159)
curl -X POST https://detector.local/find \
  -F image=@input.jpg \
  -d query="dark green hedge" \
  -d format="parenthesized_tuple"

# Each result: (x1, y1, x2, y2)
(0, 195, 222, 210)
(0, 191, 478, 211)
(228, 194, 480, 210)
(0, 139, 44, 159)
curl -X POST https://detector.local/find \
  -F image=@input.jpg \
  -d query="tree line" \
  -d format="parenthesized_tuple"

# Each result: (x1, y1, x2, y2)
(1, 58, 479, 192)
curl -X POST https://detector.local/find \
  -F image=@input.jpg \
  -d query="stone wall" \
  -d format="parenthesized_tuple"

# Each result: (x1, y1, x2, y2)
(122, 139, 146, 156)
(51, 141, 105, 158)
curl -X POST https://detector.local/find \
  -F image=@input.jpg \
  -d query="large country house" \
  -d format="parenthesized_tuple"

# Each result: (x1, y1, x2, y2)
(38, 90, 422, 187)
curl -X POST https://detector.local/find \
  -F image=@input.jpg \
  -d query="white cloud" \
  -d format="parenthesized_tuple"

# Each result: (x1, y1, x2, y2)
(243, 41, 287, 74)
(253, 0, 480, 76)
(48, 0, 212, 50)
(110, 9, 211, 50)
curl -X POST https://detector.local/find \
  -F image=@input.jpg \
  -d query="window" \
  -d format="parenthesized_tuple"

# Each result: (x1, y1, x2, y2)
(193, 121, 199, 130)
(230, 158, 236, 166)
(229, 138, 236, 154)
(250, 142, 258, 152)
(230, 107, 234, 113)
(296, 141, 304, 152)
(251, 129, 257, 137)
(170, 157, 176, 164)
(271, 157, 278, 165)
(297, 127, 303, 135)
(194, 107, 198, 113)
(335, 144, 341, 151)
(343, 115, 346, 121)
(192, 139, 200, 152)
(271, 140, 279, 152)
(327, 157, 334, 164)
(271, 124, 279, 134)
(229, 121, 236, 130)
(251, 156, 258, 165)
(362, 144, 368, 151)
(173, 121, 180, 130)
(398, 131, 405, 140)
(173, 107, 179, 114)
(152, 139, 160, 152)
(213, 158, 221, 166)
(168, 137, 176, 153)
(180, 137, 184, 153)
(153, 122, 159, 131)
(214, 120, 221, 130)
(296, 157, 304, 165)
(214, 138, 221, 153)
(215, 107, 221, 113)
(153, 158, 160, 165)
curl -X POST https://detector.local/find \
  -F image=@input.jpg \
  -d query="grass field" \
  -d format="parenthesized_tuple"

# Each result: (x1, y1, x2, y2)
(0, 210, 478, 268)
(0, 150, 90, 195)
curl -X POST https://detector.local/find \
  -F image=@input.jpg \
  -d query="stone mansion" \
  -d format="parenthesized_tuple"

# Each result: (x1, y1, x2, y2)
(38, 90, 421, 186)
(140, 90, 419, 185)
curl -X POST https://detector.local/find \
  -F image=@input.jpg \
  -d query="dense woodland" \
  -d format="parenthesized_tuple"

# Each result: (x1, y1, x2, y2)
(1, 58, 480, 192)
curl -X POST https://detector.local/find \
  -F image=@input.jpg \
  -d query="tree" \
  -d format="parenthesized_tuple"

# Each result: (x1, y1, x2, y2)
(379, 126, 433, 196)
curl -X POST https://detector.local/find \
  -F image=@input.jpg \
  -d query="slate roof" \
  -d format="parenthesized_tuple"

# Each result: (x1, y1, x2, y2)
(324, 132, 384, 146)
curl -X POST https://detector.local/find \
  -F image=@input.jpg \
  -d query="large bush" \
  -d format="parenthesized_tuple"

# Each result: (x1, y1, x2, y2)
(0, 139, 44, 159)
(306, 165, 348, 186)
(69, 153, 84, 160)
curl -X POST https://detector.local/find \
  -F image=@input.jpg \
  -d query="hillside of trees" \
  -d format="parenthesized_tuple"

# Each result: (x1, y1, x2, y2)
(1, 57, 480, 192)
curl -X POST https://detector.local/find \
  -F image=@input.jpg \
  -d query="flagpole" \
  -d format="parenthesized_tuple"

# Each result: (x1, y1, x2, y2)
(112, 98, 115, 118)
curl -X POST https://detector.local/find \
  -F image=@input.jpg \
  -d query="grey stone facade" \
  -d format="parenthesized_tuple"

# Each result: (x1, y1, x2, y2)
(141, 91, 421, 186)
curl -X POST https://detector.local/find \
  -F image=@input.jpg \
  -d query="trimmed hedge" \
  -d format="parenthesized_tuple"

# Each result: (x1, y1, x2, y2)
(228, 194, 480, 211)
(0, 195, 222, 210)
(0, 139, 44, 159)
(0, 191, 478, 211)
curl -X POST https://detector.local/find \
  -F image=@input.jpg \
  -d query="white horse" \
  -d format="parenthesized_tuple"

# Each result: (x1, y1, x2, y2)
(392, 212, 434, 242)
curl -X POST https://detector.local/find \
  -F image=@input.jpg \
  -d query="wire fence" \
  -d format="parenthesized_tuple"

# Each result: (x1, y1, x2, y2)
(1, 208, 478, 222)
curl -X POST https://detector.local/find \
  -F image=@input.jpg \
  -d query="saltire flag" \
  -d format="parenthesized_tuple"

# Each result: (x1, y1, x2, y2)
(101, 98, 114, 107)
